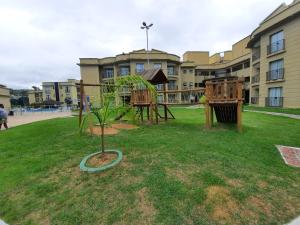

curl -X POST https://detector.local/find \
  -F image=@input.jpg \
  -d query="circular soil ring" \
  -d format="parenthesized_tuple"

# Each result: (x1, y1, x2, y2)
(80, 150, 122, 173)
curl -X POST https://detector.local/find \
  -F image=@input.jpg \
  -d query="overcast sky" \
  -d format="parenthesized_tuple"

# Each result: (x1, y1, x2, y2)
(0, 0, 293, 89)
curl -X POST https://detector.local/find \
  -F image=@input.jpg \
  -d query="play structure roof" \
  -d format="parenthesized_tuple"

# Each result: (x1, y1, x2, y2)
(140, 68, 169, 85)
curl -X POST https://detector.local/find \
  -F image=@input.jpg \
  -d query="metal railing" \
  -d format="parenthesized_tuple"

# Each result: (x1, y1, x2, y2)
(251, 75, 260, 84)
(265, 97, 283, 107)
(168, 85, 178, 90)
(267, 39, 285, 55)
(251, 97, 259, 104)
(266, 68, 284, 81)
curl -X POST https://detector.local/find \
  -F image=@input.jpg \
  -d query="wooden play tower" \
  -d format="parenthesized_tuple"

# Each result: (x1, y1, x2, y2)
(129, 68, 175, 123)
(205, 76, 243, 132)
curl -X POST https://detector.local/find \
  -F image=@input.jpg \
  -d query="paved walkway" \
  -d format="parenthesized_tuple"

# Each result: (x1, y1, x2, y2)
(245, 110, 300, 120)
(4, 112, 72, 128)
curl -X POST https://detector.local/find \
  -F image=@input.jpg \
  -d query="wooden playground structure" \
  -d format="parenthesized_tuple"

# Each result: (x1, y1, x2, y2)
(78, 69, 176, 126)
(205, 76, 243, 132)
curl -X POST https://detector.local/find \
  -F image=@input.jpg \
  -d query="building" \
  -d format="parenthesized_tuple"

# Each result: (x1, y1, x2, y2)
(28, 86, 43, 105)
(247, 0, 300, 108)
(78, 0, 300, 108)
(0, 84, 11, 110)
(42, 79, 80, 106)
(78, 49, 181, 103)
(181, 37, 251, 103)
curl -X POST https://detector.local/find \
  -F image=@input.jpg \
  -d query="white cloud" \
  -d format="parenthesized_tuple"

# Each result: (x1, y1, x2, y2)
(0, 0, 293, 89)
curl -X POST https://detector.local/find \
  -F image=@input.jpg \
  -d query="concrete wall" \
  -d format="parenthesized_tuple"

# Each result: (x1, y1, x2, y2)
(183, 51, 209, 65)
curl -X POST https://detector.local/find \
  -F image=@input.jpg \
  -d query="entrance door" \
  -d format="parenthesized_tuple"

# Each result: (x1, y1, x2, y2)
(268, 87, 282, 107)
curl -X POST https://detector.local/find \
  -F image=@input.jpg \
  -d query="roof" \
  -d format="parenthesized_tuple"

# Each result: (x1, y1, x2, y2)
(140, 69, 169, 85)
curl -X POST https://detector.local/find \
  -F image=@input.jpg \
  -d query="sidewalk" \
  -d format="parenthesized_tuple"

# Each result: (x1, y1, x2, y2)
(245, 110, 300, 120)
(5, 111, 73, 128)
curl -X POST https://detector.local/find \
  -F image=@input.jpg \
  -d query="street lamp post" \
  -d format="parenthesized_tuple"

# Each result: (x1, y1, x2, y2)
(141, 21, 153, 66)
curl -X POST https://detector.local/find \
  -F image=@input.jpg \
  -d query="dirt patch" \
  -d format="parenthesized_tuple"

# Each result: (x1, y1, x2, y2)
(165, 167, 190, 184)
(257, 180, 268, 189)
(227, 179, 244, 188)
(87, 152, 118, 167)
(137, 187, 156, 224)
(248, 196, 273, 217)
(87, 126, 119, 135)
(206, 186, 239, 223)
(111, 123, 139, 130)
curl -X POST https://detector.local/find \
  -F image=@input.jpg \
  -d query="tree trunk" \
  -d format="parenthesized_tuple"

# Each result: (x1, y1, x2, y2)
(101, 125, 105, 153)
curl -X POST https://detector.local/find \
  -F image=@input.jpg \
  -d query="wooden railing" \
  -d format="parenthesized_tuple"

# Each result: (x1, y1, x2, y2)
(131, 89, 152, 105)
(205, 78, 243, 103)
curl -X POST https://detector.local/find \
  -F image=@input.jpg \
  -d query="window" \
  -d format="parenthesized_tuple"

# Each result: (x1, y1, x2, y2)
(168, 66, 175, 75)
(119, 67, 130, 76)
(45, 87, 51, 94)
(232, 64, 243, 72)
(182, 69, 187, 74)
(267, 87, 283, 107)
(154, 63, 161, 69)
(103, 68, 114, 78)
(244, 61, 250, 68)
(136, 63, 144, 73)
(65, 86, 70, 93)
(200, 71, 209, 76)
(189, 82, 193, 87)
(269, 31, 284, 54)
(268, 59, 284, 80)
(189, 69, 193, 74)
(46, 95, 51, 101)
(195, 83, 198, 87)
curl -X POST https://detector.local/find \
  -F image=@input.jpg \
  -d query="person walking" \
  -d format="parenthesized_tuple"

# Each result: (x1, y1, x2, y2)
(0, 104, 8, 130)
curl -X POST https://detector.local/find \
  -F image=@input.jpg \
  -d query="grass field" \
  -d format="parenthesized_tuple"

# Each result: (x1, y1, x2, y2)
(244, 105, 300, 115)
(0, 107, 300, 225)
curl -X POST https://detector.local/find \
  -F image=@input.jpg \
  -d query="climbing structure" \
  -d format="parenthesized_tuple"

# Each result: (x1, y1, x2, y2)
(205, 76, 243, 132)
(129, 68, 175, 123)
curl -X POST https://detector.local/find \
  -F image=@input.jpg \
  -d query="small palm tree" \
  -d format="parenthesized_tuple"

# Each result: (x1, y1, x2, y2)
(80, 93, 119, 153)
(80, 75, 156, 154)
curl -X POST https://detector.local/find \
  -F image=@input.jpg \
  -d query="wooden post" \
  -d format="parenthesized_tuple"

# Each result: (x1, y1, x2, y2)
(237, 81, 243, 133)
(147, 105, 150, 120)
(163, 83, 168, 121)
(79, 79, 84, 127)
(150, 102, 153, 124)
(83, 89, 94, 135)
(140, 106, 144, 122)
(155, 104, 159, 124)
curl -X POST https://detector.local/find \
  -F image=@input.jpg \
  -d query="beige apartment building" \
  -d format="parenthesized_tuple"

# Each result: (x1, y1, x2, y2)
(0, 84, 11, 110)
(78, 0, 300, 108)
(247, 0, 300, 108)
(42, 79, 80, 106)
(28, 87, 43, 105)
(78, 49, 181, 103)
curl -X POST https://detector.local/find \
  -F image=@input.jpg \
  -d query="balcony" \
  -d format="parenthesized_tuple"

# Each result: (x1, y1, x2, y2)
(252, 52, 260, 62)
(251, 97, 259, 104)
(167, 68, 179, 77)
(267, 39, 285, 55)
(266, 68, 284, 81)
(251, 75, 260, 84)
(265, 97, 283, 107)
(168, 85, 178, 90)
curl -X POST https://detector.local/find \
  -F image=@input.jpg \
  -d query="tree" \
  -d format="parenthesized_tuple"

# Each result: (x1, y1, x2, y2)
(80, 75, 156, 154)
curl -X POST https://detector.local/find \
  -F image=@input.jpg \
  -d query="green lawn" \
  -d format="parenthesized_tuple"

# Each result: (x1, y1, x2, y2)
(0, 108, 300, 225)
(244, 105, 300, 115)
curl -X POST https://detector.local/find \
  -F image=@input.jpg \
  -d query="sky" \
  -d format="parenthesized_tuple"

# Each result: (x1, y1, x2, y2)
(0, 0, 293, 89)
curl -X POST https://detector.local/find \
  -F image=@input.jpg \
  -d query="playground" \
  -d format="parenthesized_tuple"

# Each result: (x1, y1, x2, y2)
(0, 106, 300, 225)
